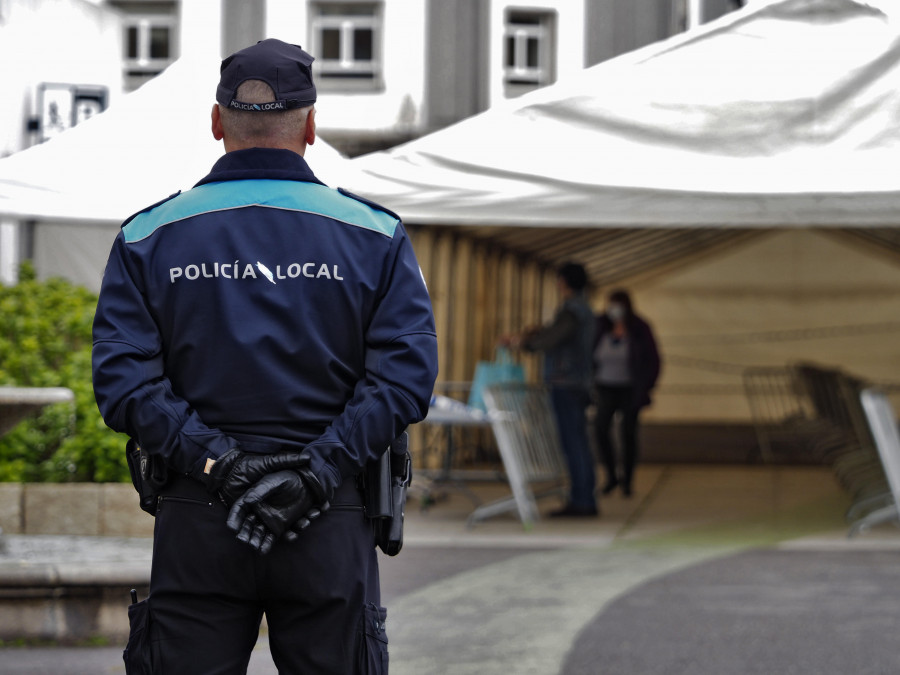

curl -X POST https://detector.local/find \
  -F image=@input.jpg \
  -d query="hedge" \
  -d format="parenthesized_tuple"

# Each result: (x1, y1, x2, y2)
(0, 262, 129, 482)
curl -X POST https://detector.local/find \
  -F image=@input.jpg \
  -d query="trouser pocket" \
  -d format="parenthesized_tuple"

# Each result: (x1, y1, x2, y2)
(357, 603, 389, 674)
(123, 594, 154, 675)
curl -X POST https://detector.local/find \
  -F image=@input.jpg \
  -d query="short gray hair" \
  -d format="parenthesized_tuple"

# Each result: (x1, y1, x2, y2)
(219, 80, 310, 145)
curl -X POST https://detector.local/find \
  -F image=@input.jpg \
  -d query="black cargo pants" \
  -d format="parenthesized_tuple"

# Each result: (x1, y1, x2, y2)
(133, 474, 388, 674)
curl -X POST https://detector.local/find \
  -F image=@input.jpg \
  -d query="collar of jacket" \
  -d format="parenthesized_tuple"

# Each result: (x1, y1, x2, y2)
(194, 147, 327, 188)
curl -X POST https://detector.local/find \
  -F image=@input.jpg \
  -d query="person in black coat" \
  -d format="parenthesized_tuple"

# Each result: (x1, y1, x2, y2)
(593, 289, 661, 497)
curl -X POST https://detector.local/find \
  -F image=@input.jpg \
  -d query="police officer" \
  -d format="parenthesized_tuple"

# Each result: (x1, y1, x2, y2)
(92, 39, 438, 674)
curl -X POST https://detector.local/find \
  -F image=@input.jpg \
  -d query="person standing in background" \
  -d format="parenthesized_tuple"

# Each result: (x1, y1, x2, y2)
(594, 289, 661, 497)
(502, 262, 598, 517)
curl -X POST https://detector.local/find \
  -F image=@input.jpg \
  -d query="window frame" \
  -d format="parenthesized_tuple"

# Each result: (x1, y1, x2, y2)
(122, 14, 177, 83)
(502, 8, 557, 98)
(309, 1, 384, 92)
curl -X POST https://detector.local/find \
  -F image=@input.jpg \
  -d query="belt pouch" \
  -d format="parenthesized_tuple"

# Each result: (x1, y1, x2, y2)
(363, 450, 393, 520)
(123, 589, 154, 675)
(125, 439, 169, 516)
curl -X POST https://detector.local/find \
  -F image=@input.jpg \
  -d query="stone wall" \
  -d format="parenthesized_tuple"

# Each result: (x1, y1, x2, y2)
(0, 483, 154, 537)
(0, 483, 153, 642)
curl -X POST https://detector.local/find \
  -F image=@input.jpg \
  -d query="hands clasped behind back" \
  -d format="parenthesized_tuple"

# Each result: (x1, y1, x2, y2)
(206, 449, 329, 554)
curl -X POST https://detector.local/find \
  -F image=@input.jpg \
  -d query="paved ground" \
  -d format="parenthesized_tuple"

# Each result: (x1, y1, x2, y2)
(562, 547, 900, 675)
(2, 463, 900, 674)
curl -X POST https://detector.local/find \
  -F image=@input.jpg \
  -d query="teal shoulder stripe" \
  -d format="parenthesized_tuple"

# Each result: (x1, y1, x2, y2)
(123, 180, 398, 242)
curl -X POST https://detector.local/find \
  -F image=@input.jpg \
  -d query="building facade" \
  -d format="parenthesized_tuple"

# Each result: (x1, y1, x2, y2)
(0, 0, 745, 160)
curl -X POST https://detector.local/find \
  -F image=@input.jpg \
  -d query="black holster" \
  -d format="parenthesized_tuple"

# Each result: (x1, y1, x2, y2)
(125, 439, 169, 516)
(362, 431, 411, 556)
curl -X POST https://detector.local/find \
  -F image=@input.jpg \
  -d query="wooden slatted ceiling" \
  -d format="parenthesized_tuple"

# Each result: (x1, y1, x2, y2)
(834, 228, 900, 259)
(430, 226, 770, 289)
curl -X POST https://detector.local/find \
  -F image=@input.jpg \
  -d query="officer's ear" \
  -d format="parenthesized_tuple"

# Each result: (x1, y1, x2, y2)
(304, 107, 316, 146)
(211, 104, 225, 141)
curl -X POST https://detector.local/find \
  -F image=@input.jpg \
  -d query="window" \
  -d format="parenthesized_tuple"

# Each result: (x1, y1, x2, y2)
(36, 84, 108, 142)
(672, 0, 746, 33)
(503, 9, 556, 97)
(310, 2, 383, 91)
(123, 15, 177, 90)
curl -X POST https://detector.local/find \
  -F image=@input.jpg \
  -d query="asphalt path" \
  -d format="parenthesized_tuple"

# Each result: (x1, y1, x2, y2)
(561, 547, 900, 675)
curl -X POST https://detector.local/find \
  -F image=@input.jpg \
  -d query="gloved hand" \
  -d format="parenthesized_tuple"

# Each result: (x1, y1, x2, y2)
(226, 466, 329, 554)
(228, 502, 331, 555)
(205, 448, 310, 506)
(284, 499, 331, 540)
(228, 501, 332, 554)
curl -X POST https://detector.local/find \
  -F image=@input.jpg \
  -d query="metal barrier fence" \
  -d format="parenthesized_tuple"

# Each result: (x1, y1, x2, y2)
(743, 366, 825, 463)
(469, 382, 568, 528)
(743, 362, 897, 535)
(855, 389, 900, 536)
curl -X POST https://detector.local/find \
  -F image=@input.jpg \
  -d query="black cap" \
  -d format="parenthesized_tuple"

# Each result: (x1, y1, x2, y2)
(216, 39, 316, 112)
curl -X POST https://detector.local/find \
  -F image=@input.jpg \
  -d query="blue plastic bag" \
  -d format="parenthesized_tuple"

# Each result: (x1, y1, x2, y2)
(467, 348, 525, 411)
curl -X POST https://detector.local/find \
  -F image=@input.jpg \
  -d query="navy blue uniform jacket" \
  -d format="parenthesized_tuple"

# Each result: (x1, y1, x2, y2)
(92, 148, 439, 496)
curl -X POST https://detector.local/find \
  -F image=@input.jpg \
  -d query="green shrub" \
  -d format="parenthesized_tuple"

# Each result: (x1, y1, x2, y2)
(0, 262, 129, 482)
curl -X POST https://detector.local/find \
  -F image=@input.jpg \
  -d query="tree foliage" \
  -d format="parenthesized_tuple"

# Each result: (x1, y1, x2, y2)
(0, 262, 129, 482)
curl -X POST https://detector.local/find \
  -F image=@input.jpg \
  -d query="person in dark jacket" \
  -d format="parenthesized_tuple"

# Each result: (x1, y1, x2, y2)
(502, 262, 598, 517)
(92, 39, 438, 674)
(593, 289, 660, 497)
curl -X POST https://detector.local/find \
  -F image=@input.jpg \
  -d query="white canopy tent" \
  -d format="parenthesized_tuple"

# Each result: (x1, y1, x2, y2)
(345, 0, 900, 228)
(335, 0, 900, 429)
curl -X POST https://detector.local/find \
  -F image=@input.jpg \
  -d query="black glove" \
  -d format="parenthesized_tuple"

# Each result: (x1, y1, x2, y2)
(284, 499, 331, 541)
(205, 448, 310, 506)
(229, 501, 331, 554)
(226, 467, 328, 554)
